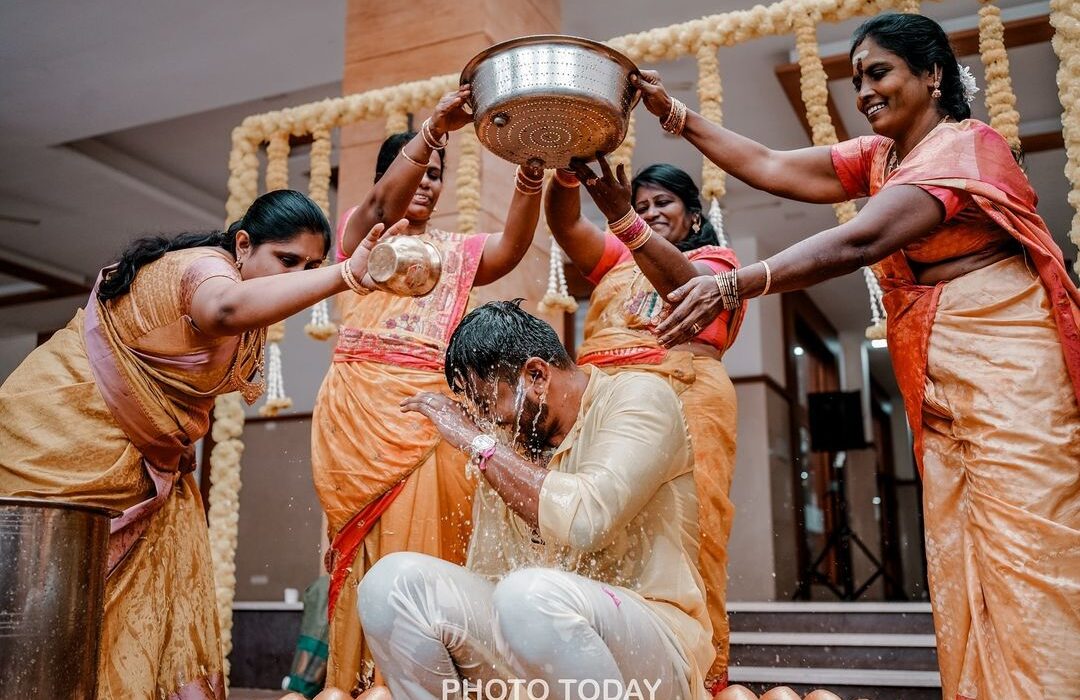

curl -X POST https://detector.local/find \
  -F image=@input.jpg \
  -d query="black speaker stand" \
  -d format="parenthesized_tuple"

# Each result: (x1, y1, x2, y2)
(793, 451, 903, 601)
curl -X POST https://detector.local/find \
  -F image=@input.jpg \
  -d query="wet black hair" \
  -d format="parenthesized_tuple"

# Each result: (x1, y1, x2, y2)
(444, 299, 574, 394)
(850, 13, 972, 122)
(374, 131, 447, 183)
(97, 189, 331, 302)
(632, 164, 720, 252)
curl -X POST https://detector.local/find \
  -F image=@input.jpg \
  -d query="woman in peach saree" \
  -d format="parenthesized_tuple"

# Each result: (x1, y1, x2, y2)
(641, 13, 1079, 700)
(310, 87, 542, 695)
(0, 189, 399, 699)
(546, 160, 746, 694)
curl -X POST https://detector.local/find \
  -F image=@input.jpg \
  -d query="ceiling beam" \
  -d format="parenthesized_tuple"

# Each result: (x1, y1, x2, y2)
(775, 13, 1054, 149)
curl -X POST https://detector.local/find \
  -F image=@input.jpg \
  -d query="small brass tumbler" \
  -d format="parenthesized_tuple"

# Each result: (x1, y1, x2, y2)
(367, 236, 442, 297)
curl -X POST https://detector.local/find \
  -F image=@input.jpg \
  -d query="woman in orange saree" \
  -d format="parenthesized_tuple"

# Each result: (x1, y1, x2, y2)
(0, 189, 401, 699)
(546, 160, 746, 694)
(640, 13, 1080, 700)
(310, 87, 543, 695)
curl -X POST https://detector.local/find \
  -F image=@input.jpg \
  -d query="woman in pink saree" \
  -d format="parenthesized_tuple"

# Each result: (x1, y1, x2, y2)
(0, 189, 401, 699)
(637, 13, 1079, 700)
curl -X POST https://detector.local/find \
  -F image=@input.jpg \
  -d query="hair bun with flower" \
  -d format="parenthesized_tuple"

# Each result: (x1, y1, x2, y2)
(957, 63, 979, 104)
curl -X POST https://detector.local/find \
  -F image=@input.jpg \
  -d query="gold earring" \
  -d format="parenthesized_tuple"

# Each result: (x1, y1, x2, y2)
(932, 83, 942, 99)
(235, 259, 243, 271)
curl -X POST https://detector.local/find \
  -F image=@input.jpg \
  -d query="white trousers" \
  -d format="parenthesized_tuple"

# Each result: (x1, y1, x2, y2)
(358, 552, 693, 700)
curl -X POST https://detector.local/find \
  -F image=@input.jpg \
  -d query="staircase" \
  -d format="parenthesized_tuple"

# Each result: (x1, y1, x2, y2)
(727, 601, 940, 700)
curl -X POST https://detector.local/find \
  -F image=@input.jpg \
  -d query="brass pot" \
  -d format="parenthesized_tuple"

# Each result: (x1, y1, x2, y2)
(0, 497, 118, 699)
(367, 235, 442, 297)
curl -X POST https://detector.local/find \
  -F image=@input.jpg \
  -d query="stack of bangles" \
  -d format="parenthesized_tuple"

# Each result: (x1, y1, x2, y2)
(553, 168, 580, 188)
(662, 97, 687, 136)
(340, 259, 371, 296)
(609, 208, 652, 251)
(515, 166, 544, 196)
(420, 117, 448, 149)
(713, 260, 770, 310)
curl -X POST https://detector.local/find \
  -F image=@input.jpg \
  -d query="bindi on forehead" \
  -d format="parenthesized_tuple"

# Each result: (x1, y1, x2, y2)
(852, 49, 869, 73)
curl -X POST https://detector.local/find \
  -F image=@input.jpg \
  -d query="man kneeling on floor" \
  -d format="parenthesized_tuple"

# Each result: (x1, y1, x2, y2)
(358, 300, 714, 700)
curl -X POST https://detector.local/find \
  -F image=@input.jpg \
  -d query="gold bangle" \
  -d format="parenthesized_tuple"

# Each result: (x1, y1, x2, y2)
(399, 148, 427, 169)
(760, 260, 772, 297)
(421, 118, 449, 149)
(341, 259, 370, 295)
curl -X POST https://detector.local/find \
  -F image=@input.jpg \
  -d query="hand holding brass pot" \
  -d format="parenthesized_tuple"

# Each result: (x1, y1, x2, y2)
(367, 236, 442, 297)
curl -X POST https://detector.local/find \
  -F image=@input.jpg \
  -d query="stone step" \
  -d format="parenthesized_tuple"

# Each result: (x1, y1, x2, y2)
(730, 632, 938, 671)
(729, 667, 941, 700)
(728, 602, 935, 635)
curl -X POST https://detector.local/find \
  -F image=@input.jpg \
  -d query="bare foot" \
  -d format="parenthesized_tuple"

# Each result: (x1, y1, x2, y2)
(715, 685, 759, 700)
(356, 687, 391, 700)
(759, 688, 802, 700)
(804, 691, 844, 700)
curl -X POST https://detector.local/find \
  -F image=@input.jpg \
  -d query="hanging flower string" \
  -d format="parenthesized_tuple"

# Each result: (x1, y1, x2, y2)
(305, 127, 339, 341)
(1049, 0, 1080, 273)
(539, 225, 579, 315)
(794, 12, 886, 338)
(978, 0, 1021, 150)
(258, 133, 296, 417)
(697, 42, 730, 248)
(258, 321, 293, 416)
(456, 129, 483, 234)
(207, 391, 246, 685)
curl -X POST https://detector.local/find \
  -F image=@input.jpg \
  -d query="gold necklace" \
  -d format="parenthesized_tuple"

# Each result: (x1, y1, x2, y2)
(887, 115, 951, 175)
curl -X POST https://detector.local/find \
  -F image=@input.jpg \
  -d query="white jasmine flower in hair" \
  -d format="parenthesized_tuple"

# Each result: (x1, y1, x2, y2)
(958, 63, 979, 104)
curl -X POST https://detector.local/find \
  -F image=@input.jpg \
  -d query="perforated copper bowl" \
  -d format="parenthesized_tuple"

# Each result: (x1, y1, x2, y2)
(460, 35, 640, 169)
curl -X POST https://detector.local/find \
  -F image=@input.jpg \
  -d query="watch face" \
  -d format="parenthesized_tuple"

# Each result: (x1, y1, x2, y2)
(471, 434, 497, 456)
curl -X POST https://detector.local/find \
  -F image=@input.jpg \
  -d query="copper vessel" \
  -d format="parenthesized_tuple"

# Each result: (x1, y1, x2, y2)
(367, 235, 442, 297)
(0, 497, 118, 699)
(461, 34, 640, 168)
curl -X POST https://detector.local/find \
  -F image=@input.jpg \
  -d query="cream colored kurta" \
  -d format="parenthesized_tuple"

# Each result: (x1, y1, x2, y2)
(467, 367, 714, 696)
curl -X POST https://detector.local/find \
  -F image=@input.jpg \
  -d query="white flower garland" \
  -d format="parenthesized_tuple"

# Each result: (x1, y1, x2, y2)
(209, 1, 1080, 673)
(207, 391, 246, 686)
(538, 230, 579, 314)
(794, 11, 887, 338)
(978, 0, 1020, 149)
(1050, 0, 1080, 273)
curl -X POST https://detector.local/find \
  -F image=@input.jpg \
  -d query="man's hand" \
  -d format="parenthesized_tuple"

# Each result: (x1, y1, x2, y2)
(400, 392, 479, 452)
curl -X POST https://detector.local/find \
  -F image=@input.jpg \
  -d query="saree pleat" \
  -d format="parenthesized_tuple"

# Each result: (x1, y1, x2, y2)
(312, 225, 485, 693)
(575, 250, 745, 686)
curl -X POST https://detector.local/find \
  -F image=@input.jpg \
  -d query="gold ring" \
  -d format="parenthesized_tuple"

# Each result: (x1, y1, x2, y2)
(586, 178, 599, 186)
(692, 322, 702, 334)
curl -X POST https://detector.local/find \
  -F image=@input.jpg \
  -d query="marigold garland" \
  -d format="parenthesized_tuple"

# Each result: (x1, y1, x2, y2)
(1049, 0, 1080, 272)
(207, 391, 246, 686)
(260, 133, 295, 417)
(386, 107, 409, 136)
(978, 0, 1022, 149)
(697, 43, 727, 204)
(610, 112, 636, 175)
(209, 0, 1080, 669)
(456, 129, 483, 234)
(794, 11, 886, 337)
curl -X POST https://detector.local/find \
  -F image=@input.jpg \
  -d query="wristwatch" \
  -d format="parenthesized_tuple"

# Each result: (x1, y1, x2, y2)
(467, 434, 498, 472)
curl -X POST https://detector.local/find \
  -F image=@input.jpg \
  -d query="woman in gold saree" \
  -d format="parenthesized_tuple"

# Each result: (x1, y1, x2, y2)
(310, 86, 543, 694)
(0, 189, 404, 699)
(640, 13, 1079, 700)
(545, 160, 745, 694)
